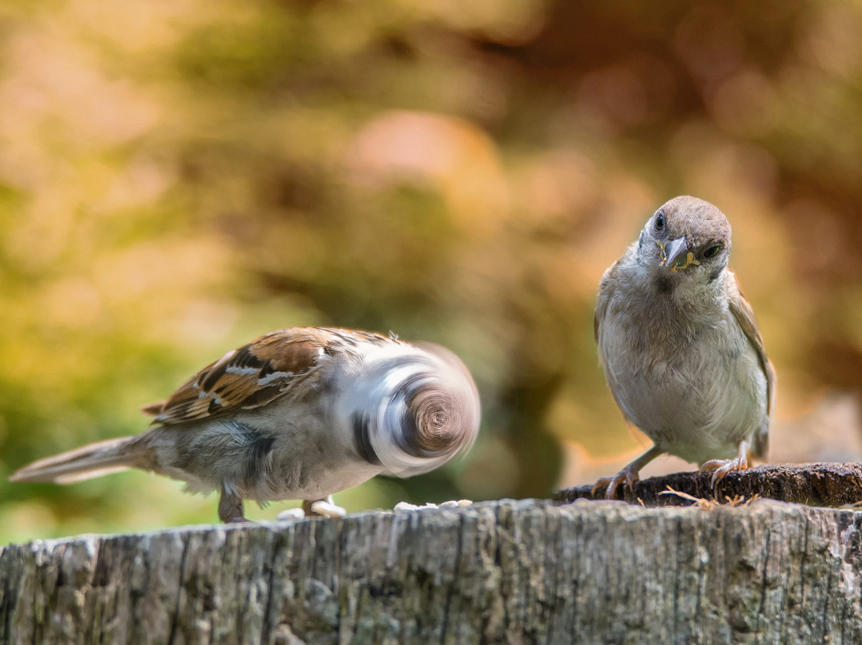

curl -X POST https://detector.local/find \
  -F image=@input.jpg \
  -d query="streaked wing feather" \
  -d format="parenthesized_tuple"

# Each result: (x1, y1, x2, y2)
(141, 401, 164, 417)
(727, 271, 776, 459)
(150, 328, 339, 426)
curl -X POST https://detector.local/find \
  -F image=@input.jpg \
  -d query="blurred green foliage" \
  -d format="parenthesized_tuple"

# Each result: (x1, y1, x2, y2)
(1, 0, 862, 544)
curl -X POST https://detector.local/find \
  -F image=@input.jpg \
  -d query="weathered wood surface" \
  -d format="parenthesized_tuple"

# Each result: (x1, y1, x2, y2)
(556, 462, 862, 507)
(2, 496, 862, 644)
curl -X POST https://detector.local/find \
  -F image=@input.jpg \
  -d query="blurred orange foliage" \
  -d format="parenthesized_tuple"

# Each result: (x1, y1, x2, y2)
(1, 0, 861, 543)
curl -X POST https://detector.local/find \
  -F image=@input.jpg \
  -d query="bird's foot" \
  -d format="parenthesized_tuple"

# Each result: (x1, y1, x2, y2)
(223, 515, 249, 524)
(276, 507, 306, 522)
(700, 453, 749, 490)
(592, 464, 640, 500)
(590, 446, 663, 500)
(218, 488, 249, 524)
(310, 500, 346, 518)
(302, 496, 346, 518)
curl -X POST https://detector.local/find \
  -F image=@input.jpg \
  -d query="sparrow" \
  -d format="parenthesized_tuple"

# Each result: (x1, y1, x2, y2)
(593, 196, 776, 498)
(10, 327, 481, 522)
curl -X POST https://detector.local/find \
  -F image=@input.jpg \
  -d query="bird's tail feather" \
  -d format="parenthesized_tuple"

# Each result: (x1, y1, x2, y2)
(9, 436, 140, 484)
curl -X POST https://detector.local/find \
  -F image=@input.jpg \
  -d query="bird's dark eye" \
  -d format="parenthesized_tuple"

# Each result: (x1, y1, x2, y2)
(655, 213, 665, 231)
(703, 244, 722, 259)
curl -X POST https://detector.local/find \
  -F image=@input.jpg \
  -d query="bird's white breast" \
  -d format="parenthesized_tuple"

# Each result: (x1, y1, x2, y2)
(599, 270, 768, 465)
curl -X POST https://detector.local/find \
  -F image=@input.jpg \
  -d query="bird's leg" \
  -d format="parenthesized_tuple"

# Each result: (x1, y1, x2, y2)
(591, 445, 664, 500)
(218, 486, 247, 523)
(700, 440, 749, 490)
(302, 495, 347, 518)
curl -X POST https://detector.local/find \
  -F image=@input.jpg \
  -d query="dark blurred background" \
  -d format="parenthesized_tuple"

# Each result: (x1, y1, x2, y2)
(1, 0, 861, 543)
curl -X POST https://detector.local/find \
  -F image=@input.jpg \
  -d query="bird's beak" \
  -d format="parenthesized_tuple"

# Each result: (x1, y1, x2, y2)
(660, 236, 699, 271)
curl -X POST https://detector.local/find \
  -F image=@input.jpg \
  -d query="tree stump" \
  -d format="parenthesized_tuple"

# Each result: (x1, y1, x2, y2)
(556, 462, 862, 507)
(1, 464, 862, 643)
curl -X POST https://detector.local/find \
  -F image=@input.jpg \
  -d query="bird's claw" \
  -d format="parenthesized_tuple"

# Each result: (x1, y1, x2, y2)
(700, 454, 748, 490)
(308, 499, 347, 518)
(224, 516, 249, 524)
(592, 466, 639, 499)
(276, 507, 306, 522)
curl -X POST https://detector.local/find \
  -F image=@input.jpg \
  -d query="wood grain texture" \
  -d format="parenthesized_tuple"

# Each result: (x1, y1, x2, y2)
(556, 463, 862, 507)
(2, 496, 862, 644)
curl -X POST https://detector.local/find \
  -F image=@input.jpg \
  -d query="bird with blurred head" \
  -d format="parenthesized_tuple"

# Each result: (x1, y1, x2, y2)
(10, 327, 481, 522)
(593, 196, 776, 498)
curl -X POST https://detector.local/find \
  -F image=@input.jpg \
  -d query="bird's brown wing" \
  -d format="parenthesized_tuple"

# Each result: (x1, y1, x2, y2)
(727, 271, 776, 460)
(594, 260, 619, 344)
(142, 327, 357, 426)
